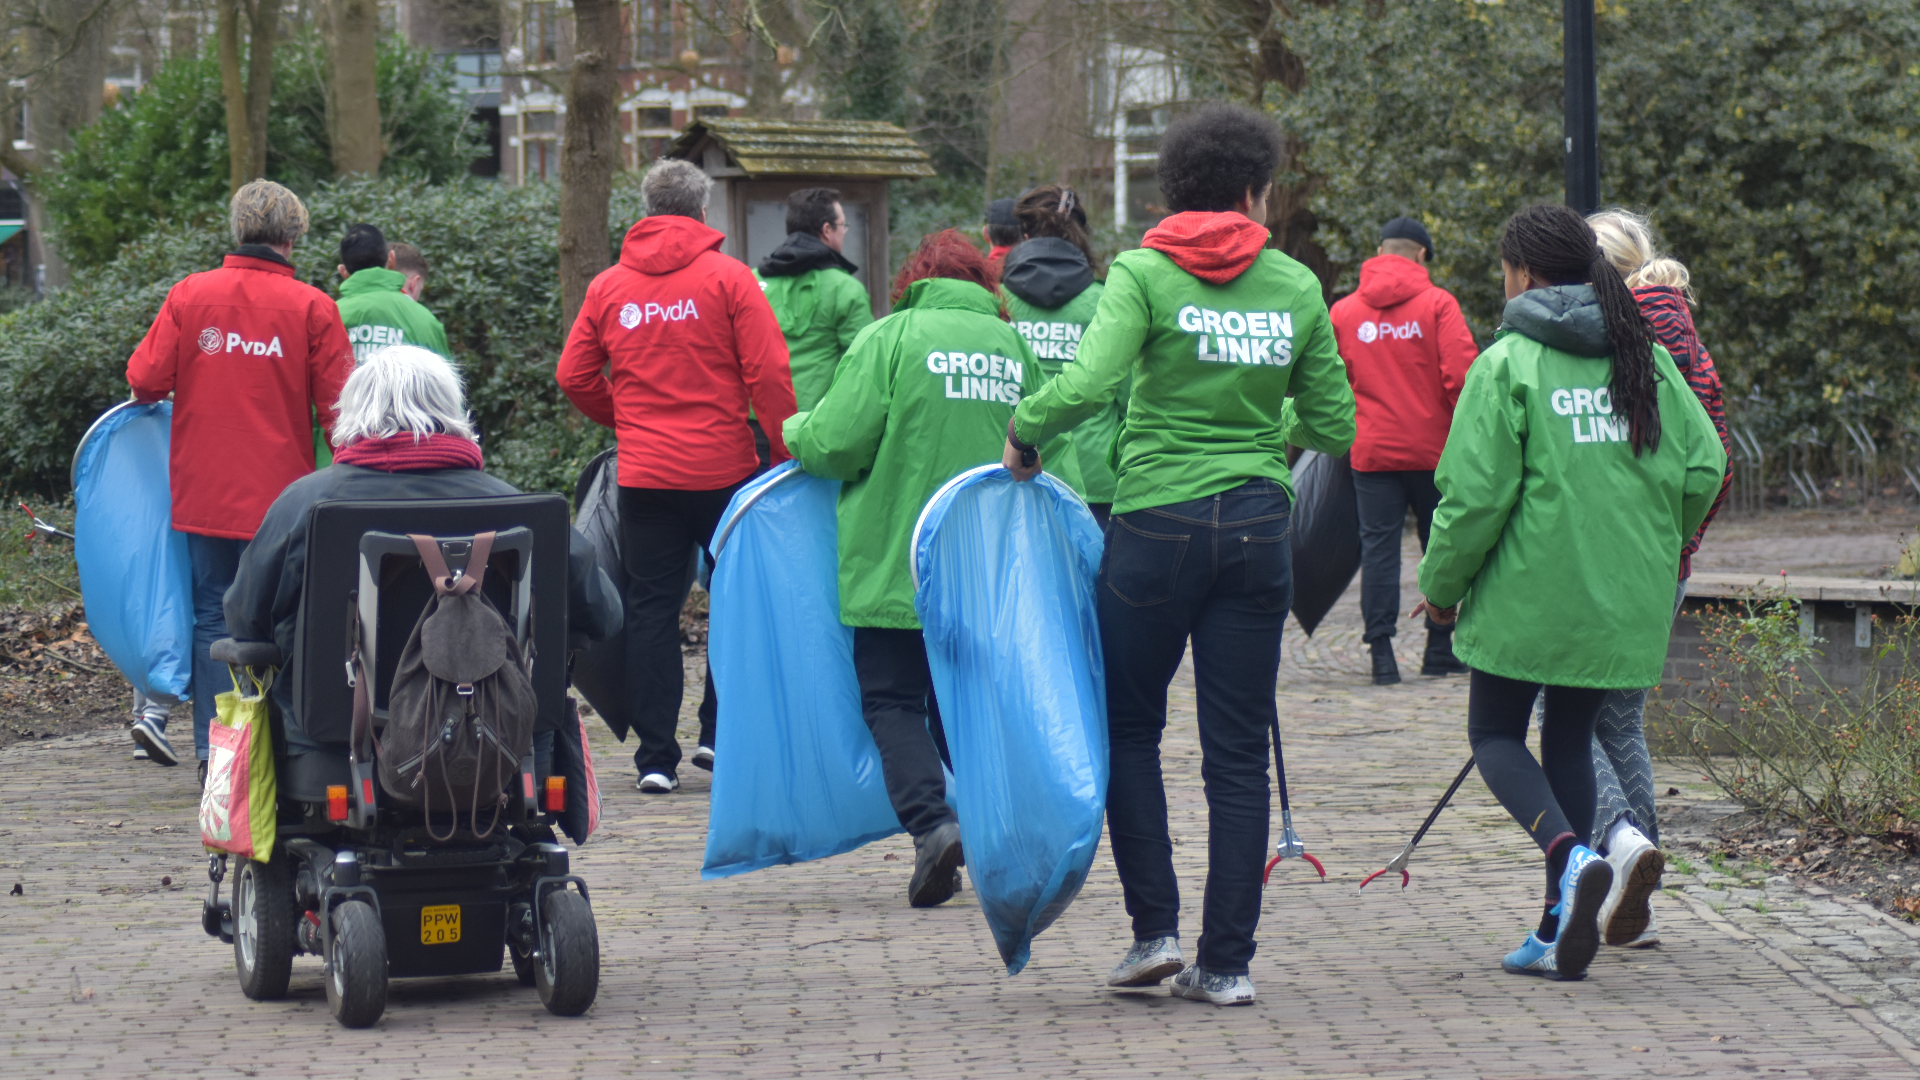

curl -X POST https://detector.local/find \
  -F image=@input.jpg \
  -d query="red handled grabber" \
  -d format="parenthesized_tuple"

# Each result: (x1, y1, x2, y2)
(1359, 755, 1476, 891)
(1263, 714, 1326, 883)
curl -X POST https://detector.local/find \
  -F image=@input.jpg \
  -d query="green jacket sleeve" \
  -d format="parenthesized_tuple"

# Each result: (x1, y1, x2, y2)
(835, 275, 875, 356)
(1011, 263, 1146, 446)
(1418, 354, 1525, 609)
(425, 313, 450, 358)
(1282, 307, 1356, 456)
(782, 318, 896, 481)
(1671, 349, 1728, 543)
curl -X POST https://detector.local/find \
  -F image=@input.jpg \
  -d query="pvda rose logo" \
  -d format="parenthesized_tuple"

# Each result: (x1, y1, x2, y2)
(619, 302, 643, 330)
(198, 327, 224, 354)
(1355, 321, 1379, 344)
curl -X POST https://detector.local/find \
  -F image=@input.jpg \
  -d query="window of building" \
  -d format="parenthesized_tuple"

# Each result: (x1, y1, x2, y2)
(633, 0, 673, 61)
(694, 104, 728, 120)
(521, 110, 560, 181)
(452, 51, 502, 91)
(636, 106, 672, 130)
(690, 0, 730, 57)
(526, 2, 561, 66)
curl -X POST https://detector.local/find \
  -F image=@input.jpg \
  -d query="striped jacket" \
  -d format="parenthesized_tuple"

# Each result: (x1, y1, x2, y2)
(1637, 285, 1731, 578)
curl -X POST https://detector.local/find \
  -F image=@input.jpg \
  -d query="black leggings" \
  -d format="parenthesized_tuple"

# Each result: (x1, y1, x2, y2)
(1467, 670, 1607, 896)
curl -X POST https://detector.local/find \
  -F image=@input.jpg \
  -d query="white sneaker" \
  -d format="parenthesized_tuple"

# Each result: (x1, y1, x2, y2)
(636, 772, 678, 794)
(1170, 964, 1256, 1006)
(1599, 826, 1665, 947)
(1619, 912, 1661, 948)
(1107, 936, 1184, 987)
(691, 745, 714, 771)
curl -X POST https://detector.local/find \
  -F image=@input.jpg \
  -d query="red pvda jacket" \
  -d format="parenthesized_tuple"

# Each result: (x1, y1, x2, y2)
(126, 253, 354, 540)
(557, 215, 796, 491)
(1329, 254, 1479, 473)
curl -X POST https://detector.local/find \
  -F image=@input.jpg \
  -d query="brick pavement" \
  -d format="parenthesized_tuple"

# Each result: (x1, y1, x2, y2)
(4, 545, 1918, 1077)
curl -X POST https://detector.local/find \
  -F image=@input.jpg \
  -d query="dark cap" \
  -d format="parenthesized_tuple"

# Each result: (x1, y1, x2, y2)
(1380, 216, 1433, 256)
(985, 198, 1018, 227)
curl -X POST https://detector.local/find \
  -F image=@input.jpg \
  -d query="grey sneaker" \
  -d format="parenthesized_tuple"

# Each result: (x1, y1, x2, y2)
(130, 716, 179, 766)
(1107, 936, 1184, 987)
(907, 822, 964, 907)
(1170, 963, 1256, 1006)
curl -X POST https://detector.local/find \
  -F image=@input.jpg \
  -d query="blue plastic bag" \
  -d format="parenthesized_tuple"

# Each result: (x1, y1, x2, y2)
(913, 465, 1108, 974)
(702, 462, 903, 878)
(72, 402, 194, 703)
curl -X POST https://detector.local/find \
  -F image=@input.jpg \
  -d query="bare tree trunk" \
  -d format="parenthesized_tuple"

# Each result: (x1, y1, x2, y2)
(326, 0, 382, 178)
(218, 0, 280, 195)
(17, 0, 116, 286)
(557, 0, 623, 328)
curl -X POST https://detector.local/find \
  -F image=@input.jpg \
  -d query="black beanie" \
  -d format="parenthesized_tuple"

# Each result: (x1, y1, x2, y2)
(1380, 216, 1433, 257)
(985, 198, 1018, 228)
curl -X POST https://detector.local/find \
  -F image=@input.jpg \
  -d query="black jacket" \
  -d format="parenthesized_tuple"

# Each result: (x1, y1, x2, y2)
(758, 231, 859, 278)
(1000, 238, 1094, 309)
(224, 464, 623, 676)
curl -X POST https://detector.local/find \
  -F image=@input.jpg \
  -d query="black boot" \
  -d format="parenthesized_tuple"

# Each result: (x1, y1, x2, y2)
(907, 821, 964, 907)
(1421, 617, 1470, 676)
(1370, 638, 1400, 686)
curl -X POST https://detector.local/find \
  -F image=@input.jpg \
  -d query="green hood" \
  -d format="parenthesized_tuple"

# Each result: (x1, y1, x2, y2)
(1500, 284, 1610, 358)
(338, 266, 407, 298)
(893, 276, 1002, 317)
(336, 266, 450, 360)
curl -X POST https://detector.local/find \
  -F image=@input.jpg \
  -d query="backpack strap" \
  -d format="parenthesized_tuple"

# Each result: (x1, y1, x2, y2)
(408, 532, 496, 596)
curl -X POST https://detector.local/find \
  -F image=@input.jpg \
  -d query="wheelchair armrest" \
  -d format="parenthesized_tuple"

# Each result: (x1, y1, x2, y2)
(210, 638, 284, 668)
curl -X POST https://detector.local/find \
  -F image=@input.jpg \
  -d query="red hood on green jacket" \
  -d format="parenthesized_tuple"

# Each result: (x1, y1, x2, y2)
(619, 214, 727, 275)
(1141, 212, 1270, 284)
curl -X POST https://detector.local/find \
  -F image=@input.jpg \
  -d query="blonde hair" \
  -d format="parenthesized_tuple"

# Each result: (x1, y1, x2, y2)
(332, 345, 476, 445)
(1588, 208, 1693, 301)
(229, 180, 310, 247)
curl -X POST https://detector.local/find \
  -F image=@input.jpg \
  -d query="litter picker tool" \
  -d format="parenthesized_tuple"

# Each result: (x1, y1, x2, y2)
(1358, 755, 1475, 891)
(1262, 714, 1326, 883)
(18, 503, 73, 541)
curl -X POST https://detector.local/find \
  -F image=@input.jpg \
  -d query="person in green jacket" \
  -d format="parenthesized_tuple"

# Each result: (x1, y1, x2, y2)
(335, 224, 451, 361)
(1001, 183, 1125, 525)
(784, 229, 1039, 911)
(1413, 203, 1726, 983)
(1005, 104, 1356, 1006)
(756, 188, 875, 416)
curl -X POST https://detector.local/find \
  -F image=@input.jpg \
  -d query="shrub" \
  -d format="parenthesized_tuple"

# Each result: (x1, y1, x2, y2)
(41, 34, 485, 269)
(0, 178, 647, 498)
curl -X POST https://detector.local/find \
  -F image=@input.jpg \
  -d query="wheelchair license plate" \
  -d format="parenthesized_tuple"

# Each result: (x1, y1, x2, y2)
(420, 904, 461, 945)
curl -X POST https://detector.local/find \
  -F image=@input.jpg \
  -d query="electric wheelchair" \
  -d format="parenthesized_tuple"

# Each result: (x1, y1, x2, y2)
(200, 494, 599, 1028)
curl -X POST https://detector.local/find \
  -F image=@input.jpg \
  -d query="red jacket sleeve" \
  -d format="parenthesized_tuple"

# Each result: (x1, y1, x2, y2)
(126, 287, 184, 402)
(730, 270, 797, 463)
(556, 291, 618, 429)
(1431, 289, 1478, 410)
(308, 297, 354, 442)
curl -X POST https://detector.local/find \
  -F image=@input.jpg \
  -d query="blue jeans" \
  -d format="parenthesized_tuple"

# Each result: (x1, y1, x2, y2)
(182, 534, 248, 761)
(1099, 479, 1292, 976)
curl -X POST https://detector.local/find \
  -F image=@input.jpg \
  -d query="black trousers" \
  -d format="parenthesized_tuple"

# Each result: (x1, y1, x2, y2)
(1467, 669, 1607, 901)
(851, 626, 955, 838)
(618, 483, 739, 778)
(1353, 469, 1441, 644)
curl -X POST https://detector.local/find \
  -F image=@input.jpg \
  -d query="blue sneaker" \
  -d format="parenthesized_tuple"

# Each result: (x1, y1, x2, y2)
(1550, 844, 1613, 981)
(130, 716, 179, 767)
(1501, 933, 1558, 977)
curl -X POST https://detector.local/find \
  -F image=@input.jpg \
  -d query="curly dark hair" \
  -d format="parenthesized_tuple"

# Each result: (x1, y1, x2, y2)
(889, 229, 1006, 318)
(1156, 103, 1285, 213)
(1500, 203, 1661, 455)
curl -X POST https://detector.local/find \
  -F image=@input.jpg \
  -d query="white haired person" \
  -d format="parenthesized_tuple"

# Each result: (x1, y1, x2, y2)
(1579, 209, 1733, 949)
(224, 346, 621, 757)
(125, 179, 354, 780)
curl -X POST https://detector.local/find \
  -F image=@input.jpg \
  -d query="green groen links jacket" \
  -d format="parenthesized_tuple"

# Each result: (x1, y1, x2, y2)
(784, 277, 1039, 629)
(1006, 281, 1122, 503)
(1011, 246, 1355, 513)
(1417, 285, 1728, 689)
(757, 267, 874, 410)
(336, 267, 450, 359)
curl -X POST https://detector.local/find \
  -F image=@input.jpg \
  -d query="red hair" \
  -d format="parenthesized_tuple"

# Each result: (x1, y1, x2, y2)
(889, 229, 1006, 318)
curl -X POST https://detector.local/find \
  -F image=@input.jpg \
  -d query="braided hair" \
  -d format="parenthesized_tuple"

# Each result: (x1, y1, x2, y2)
(1499, 203, 1662, 455)
(1014, 184, 1099, 272)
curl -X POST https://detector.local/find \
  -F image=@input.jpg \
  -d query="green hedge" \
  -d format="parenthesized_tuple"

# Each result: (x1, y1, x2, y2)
(0, 178, 646, 498)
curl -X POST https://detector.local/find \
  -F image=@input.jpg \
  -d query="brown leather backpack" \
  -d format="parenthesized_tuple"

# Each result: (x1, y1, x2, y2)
(376, 532, 537, 838)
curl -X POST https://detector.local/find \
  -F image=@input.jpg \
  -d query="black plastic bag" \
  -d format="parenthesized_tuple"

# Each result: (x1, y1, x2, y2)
(570, 449, 630, 740)
(1288, 450, 1361, 637)
(548, 697, 600, 844)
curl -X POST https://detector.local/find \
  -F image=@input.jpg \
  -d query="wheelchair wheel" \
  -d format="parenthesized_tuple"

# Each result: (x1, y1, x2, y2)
(326, 900, 388, 1029)
(509, 939, 538, 987)
(535, 889, 599, 1016)
(232, 857, 295, 1001)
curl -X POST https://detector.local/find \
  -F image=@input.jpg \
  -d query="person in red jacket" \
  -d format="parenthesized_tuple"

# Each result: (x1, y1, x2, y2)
(124, 180, 353, 776)
(1329, 216, 1478, 685)
(556, 158, 797, 794)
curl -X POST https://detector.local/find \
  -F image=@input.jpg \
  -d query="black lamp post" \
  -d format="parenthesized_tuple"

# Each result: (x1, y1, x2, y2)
(1564, 0, 1599, 212)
